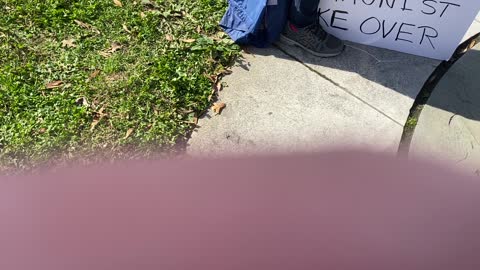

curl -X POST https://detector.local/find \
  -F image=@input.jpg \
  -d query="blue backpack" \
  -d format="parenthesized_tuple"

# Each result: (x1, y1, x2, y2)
(220, 0, 289, 48)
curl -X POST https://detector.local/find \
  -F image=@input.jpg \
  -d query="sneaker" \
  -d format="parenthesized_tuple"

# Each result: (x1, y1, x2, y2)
(280, 21, 345, 57)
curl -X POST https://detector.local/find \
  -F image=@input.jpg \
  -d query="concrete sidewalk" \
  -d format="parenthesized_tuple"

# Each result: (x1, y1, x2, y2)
(409, 44, 480, 176)
(188, 42, 439, 156)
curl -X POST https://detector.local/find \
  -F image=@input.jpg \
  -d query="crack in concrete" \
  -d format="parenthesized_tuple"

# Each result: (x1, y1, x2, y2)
(273, 44, 403, 127)
(448, 112, 479, 147)
(464, 123, 480, 146)
(448, 114, 458, 126)
(456, 151, 470, 164)
(346, 45, 402, 64)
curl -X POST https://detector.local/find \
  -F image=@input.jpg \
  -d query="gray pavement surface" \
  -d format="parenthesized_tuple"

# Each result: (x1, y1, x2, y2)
(188, 44, 438, 156)
(188, 13, 480, 159)
(274, 41, 440, 125)
(409, 44, 480, 176)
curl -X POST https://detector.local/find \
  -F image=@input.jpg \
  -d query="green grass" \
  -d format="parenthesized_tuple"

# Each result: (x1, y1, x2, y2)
(0, 0, 239, 170)
(405, 117, 418, 129)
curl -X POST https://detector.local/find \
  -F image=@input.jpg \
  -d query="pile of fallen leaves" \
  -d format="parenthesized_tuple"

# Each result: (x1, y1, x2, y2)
(0, 0, 239, 171)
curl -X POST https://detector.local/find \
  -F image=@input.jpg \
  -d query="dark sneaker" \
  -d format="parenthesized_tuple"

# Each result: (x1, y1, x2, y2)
(280, 21, 345, 57)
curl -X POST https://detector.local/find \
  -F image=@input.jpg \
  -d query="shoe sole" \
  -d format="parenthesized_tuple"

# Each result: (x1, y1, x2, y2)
(279, 35, 345, 58)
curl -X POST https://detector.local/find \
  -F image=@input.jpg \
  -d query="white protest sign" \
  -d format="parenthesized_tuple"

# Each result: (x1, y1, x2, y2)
(317, 0, 480, 60)
(462, 13, 480, 43)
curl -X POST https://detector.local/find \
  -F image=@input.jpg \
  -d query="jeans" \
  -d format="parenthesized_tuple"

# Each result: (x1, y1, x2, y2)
(289, 0, 320, 27)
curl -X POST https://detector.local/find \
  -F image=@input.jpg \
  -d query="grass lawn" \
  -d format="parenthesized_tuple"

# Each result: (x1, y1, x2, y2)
(0, 0, 239, 171)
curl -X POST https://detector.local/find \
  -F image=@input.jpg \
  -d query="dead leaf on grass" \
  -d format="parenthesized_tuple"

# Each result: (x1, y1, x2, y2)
(209, 81, 222, 101)
(99, 51, 111, 58)
(90, 119, 100, 131)
(215, 81, 223, 92)
(75, 97, 90, 107)
(122, 24, 132, 33)
(211, 102, 226, 115)
(141, 0, 159, 8)
(124, 128, 134, 139)
(205, 57, 216, 64)
(61, 39, 76, 48)
(220, 69, 233, 76)
(207, 74, 218, 83)
(74, 20, 89, 28)
(99, 43, 123, 58)
(113, 0, 123, 7)
(109, 42, 123, 53)
(39, 128, 46, 134)
(208, 93, 214, 102)
(74, 20, 100, 34)
(212, 31, 227, 41)
(180, 38, 196, 43)
(89, 70, 101, 80)
(106, 73, 126, 82)
(165, 34, 174, 41)
(97, 106, 106, 116)
(91, 106, 107, 131)
(179, 108, 194, 114)
(46, 80, 64, 89)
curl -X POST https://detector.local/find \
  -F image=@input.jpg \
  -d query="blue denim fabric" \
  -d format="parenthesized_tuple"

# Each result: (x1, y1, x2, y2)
(220, 0, 267, 46)
(220, 0, 289, 47)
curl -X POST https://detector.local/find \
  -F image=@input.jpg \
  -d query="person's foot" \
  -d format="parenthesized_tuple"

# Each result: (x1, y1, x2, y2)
(280, 21, 345, 57)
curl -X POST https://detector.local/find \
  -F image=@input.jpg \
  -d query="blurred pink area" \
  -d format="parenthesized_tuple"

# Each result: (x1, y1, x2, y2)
(1, 151, 479, 270)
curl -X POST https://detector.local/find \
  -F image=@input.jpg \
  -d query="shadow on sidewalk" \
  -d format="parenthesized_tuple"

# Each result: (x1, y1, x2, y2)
(245, 39, 480, 123)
